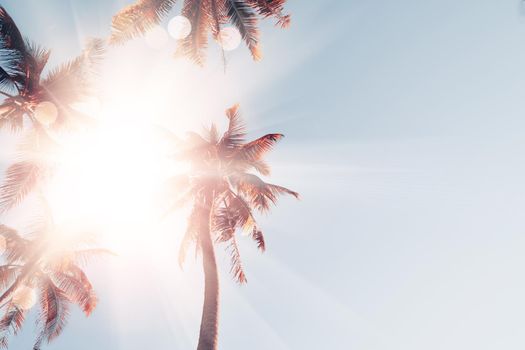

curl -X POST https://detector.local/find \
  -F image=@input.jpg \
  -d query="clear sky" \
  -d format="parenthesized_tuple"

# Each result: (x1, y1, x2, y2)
(2, 0, 525, 349)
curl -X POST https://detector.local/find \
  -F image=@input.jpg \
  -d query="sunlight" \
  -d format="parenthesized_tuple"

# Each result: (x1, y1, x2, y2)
(45, 118, 172, 250)
(39, 29, 243, 254)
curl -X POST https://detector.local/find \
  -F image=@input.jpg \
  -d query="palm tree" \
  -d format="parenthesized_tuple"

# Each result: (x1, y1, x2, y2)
(0, 6, 104, 131)
(0, 6, 105, 214)
(0, 220, 110, 349)
(110, 0, 291, 65)
(165, 104, 298, 349)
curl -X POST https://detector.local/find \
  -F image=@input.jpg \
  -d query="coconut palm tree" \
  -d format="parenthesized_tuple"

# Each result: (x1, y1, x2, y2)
(0, 220, 111, 349)
(0, 6, 105, 214)
(0, 6, 104, 131)
(110, 0, 290, 65)
(165, 104, 298, 349)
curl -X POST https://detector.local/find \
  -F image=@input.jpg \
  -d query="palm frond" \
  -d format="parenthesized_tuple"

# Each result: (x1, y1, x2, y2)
(23, 40, 49, 94)
(42, 38, 105, 118)
(227, 236, 246, 283)
(214, 191, 256, 237)
(234, 173, 298, 212)
(24, 41, 50, 77)
(34, 277, 70, 348)
(0, 225, 23, 243)
(0, 8, 26, 59)
(175, 0, 212, 66)
(251, 226, 265, 251)
(0, 225, 28, 264)
(0, 161, 41, 213)
(247, 0, 290, 27)
(249, 158, 270, 176)
(0, 305, 25, 349)
(0, 266, 21, 291)
(110, 0, 177, 44)
(209, 0, 227, 39)
(52, 268, 96, 316)
(0, 67, 15, 92)
(237, 133, 283, 162)
(213, 207, 235, 242)
(0, 101, 24, 132)
(219, 103, 246, 150)
(224, 0, 260, 60)
(0, 6, 27, 90)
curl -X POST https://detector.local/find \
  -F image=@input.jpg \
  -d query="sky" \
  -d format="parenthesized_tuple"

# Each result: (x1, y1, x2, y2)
(2, 0, 525, 349)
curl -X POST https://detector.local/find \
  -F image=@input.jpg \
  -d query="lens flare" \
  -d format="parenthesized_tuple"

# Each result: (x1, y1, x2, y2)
(168, 16, 191, 40)
(218, 27, 242, 51)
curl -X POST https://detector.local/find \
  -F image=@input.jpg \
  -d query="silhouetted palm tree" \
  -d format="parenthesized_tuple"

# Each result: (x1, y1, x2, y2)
(165, 104, 298, 349)
(0, 221, 110, 349)
(0, 6, 104, 131)
(110, 0, 290, 65)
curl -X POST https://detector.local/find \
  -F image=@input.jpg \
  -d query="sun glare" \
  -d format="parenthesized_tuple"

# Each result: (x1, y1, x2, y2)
(40, 32, 241, 254)
(45, 119, 172, 249)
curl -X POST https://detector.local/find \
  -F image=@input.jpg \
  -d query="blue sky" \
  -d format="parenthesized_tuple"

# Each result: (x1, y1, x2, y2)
(2, 0, 525, 349)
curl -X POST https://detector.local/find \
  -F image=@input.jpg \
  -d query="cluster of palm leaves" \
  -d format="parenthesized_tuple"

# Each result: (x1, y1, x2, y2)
(111, 0, 291, 64)
(0, 0, 294, 349)
(0, 220, 109, 349)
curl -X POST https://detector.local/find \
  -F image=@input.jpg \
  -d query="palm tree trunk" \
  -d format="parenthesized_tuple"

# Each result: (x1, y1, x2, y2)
(197, 191, 219, 350)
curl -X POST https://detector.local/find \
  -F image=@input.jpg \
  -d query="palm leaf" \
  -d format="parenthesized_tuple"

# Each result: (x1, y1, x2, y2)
(0, 161, 41, 213)
(224, 0, 260, 60)
(0, 66, 15, 92)
(227, 236, 246, 283)
(0, 102, 24, 132)
(52, 268, 96, 316)
(0, 305, 25, 349)
(22, 40, 49, 95)
(212, 207, 235, 242)
(0, 266, 20, 291)
(42, 38, 105, 123)
(0, 225, 28, 264)
(0, 6, 27, 90)
(219, 103, 246, 150)
(247, 0, 290, 27)
(214, 191, 256, 235)
(251, 226, 265, 251)
(234, 173, 298, 212)
(34, 277, 70, 348)
(237, 133, 283, 162)
(176, 0, 212, 66)
(110, 0, 177, 44)
(209, 0, 227, 39)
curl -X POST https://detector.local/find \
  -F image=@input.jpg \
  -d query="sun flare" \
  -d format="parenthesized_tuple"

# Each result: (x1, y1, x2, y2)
(44, 119, 174, 248)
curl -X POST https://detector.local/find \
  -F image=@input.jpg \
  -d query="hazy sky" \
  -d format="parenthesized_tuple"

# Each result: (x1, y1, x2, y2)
(2, 0, 525, 349)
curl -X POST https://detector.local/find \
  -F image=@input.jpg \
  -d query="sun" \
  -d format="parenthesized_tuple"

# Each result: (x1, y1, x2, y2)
(44, 117, 174, 250)
(41, 35, 241, 252)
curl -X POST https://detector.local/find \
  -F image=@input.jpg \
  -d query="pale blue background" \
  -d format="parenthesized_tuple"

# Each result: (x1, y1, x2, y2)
(2, 0, 525, 349)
